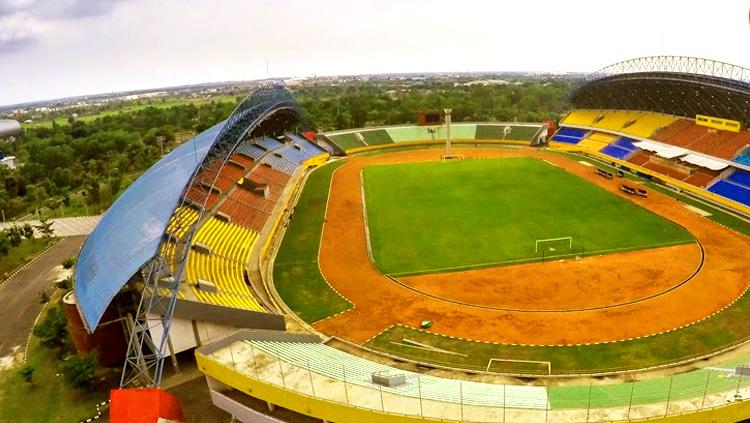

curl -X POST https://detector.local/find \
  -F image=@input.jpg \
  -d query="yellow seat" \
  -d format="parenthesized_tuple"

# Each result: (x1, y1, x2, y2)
(563, 109, 681, 139)
(182, 215, 264, 311)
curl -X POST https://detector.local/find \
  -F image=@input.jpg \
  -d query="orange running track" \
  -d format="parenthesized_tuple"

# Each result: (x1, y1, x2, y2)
(313, 148, 750, 346)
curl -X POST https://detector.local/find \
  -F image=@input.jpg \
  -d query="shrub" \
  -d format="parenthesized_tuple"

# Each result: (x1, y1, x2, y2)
(7, 226, 22, 247)
(18, 365, 34, 385)
(58, 352, 98, 390)
(22, 223, 35, 240)
(62, 257, 76, 270)
(56, 276, 72, 290)
(0, 231, 9, 256)
(32, 304, 67, 348)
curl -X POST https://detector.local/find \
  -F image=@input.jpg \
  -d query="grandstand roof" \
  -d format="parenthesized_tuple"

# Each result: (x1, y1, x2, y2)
(74, 83, 306, 332)
(572, 56, 750, 127)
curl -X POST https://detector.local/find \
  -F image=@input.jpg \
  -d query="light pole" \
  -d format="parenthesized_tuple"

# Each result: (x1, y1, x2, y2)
(156, 135, 166, 156)
(444, 108, 453, 158)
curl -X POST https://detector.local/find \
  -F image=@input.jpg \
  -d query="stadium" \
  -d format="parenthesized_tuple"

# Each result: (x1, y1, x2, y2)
(73, 56, 750, 422)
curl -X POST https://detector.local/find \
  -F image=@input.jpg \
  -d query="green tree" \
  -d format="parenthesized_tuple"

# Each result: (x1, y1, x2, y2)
(0, 181, 9, 219)
(58, 352, 98, 390)
(56, 276, 72, 290)
(22, 223, 34, 240)
(83, 177, 101, 206)
(32, 304, 68, 348)
(35, 217, 54, 240)
(0, 231, 10, 256)
(7, 225, 22, 247)
(18, 364, 34, 385)
(62, 256, 76, 269)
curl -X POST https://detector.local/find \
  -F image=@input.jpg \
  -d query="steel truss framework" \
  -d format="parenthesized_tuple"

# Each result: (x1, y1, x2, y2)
(586, 56, 750, 85)
(573, 56, 750, 127)
(120, 83, 308, 388)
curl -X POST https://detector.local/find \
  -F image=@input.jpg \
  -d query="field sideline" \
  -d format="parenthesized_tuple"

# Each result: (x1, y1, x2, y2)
(362, 157, 694, 276)
(273, 161, 352, 323)
(313, 147, 750, 348)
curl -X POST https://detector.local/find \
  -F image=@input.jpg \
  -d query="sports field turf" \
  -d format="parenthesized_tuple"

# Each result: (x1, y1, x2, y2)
(273, 161, 352, 323)
(362, 158, 694, 275)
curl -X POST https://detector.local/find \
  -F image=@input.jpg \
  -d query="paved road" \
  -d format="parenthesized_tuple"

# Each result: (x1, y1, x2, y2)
(0, 236, 85, 359)
(0, 215, 101, 238)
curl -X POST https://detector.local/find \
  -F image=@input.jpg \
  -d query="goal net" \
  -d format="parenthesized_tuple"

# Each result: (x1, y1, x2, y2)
(534, 236, 573, 254)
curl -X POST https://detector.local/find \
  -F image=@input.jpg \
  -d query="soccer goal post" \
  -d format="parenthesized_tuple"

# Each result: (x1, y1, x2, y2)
(535, 236, 573, 253)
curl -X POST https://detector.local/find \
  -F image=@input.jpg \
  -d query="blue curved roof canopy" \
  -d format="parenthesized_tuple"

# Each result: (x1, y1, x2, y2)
(74, 84, 307, 332)
(74, 122, 222, 331)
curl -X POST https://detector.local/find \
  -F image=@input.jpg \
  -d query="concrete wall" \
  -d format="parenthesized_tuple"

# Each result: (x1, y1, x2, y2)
(149, 298, 286, 331)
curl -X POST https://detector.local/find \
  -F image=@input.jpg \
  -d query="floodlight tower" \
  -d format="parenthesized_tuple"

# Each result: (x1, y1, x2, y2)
(444, 108, 452, 157)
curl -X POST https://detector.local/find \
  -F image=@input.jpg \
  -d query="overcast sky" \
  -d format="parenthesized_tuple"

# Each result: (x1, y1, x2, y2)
(1, 0, 749, 105)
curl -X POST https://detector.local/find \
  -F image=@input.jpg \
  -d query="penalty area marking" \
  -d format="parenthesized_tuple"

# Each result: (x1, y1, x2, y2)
(486, 358, 551, 375)
(684, 204, 712, 217)
(389, 338, 468, 357)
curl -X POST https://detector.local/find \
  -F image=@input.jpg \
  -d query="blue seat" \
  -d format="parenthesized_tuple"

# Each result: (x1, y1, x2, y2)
(734, 151, 750, 166)
(288, 134, 326, 157)
(600, 145, 631, 160)
(557, 127, 587, 138)
(709, 180, 750, 207)
(256, 138, 283, 151)
(614, 137, 638, 151)
(551, 127, 587, 144)
(726, 170, 750, 188)
(236, 143, 266, 160)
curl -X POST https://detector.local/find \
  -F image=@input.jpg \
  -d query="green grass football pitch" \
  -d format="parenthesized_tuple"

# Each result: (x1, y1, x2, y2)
(362, 157, 695, 276)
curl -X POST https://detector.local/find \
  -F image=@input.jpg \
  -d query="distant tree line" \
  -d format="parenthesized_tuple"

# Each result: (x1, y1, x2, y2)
(0, 100, 237, 219)
(0, 80, 572, 220)
(295, 79, 572, 131)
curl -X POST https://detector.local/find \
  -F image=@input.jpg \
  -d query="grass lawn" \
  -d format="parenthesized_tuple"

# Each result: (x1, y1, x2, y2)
(645, 182, 750, 235)
(548, 368, 750, 409)
(550, 150, 750, 236)
(0, 238, 51, 278)
(273, 161, 352, 323)
(362, 157, 694, 276)
(366, 280, 750, 375)
(0, 337, 109, 422)
(557, 151, 750, 237)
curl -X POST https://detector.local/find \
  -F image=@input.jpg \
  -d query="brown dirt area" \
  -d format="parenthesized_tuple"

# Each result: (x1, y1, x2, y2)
(399, 243, 700, 311)
(313, 147, 750, 346)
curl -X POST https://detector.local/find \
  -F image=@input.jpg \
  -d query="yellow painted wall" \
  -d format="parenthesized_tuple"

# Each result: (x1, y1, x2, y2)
(550, 142, 750, 215)
(197, 352, 448, 423)
(633, 400, 750, 422)
(588, 151, 750, 215)
(198, 351, 750, 423)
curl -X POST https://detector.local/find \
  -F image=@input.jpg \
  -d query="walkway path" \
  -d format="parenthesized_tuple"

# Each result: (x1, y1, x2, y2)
(0, 215, 100, 238)
(0, 237, 85, 360)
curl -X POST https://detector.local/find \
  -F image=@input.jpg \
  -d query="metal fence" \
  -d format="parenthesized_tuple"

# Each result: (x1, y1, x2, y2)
(199, 340, 750, 423)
